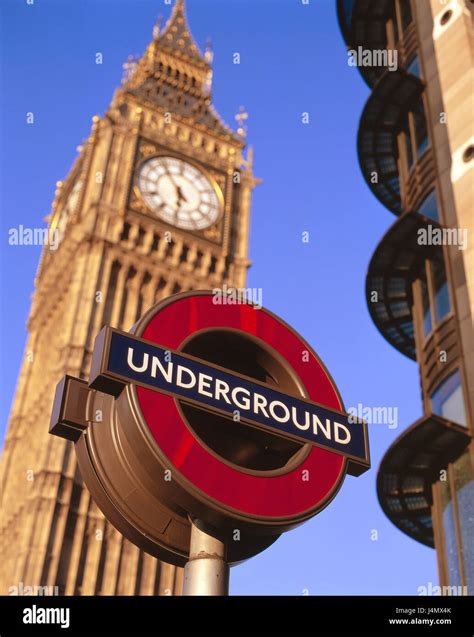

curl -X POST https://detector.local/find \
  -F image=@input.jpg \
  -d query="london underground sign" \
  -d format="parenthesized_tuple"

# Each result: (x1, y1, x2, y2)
(91, 329, 369, 469)
(50, 291, 369, 571)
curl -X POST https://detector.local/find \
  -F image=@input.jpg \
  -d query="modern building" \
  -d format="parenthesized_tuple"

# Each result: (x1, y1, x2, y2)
(0, 0, 258, 595)
(337, 0, 473, 593)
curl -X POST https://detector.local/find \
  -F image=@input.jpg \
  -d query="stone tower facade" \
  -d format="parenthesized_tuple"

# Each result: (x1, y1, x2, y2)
(0, 0, 257, 595)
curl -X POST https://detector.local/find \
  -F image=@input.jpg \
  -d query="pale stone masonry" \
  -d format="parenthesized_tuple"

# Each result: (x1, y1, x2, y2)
(0, 0, 258, 596)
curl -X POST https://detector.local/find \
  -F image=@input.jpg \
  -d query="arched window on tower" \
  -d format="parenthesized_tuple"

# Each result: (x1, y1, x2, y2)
(180, 244, 189, 264)
(136, 227, 146, 248)
(120, 222, 131, 242)
(151, 233, 160, 252)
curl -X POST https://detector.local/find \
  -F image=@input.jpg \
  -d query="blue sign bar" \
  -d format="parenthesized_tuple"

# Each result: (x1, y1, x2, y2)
(91, 329, 369, 468)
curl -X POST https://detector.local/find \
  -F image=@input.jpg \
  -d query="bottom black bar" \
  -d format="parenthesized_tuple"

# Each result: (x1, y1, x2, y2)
(0, 595, 471, 634)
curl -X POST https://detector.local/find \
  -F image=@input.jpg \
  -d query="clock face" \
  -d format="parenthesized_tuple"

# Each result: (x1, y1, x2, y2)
(137, 156, 222, 230)
(55, 179, 83, 241)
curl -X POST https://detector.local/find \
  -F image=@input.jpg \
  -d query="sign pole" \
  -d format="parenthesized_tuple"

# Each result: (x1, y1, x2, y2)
(183, 519, 229, 596)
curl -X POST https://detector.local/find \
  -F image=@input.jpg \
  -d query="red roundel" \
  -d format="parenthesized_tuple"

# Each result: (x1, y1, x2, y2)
(134, 292, 346, 521)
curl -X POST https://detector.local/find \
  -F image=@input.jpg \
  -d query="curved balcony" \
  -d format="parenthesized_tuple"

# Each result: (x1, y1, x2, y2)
(366, 211, 443, 360)
(337, 1, 419, 87)
(337, 0, 392, 87)
(357, 68, 424, 215)
(377, 413, 471, 547)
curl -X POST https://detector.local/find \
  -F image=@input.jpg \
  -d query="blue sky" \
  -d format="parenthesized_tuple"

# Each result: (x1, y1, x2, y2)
(0, 0, 437, 594)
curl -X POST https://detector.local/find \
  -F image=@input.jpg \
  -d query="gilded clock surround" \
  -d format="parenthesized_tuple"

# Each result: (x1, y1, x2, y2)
(132, 150, 225, 237)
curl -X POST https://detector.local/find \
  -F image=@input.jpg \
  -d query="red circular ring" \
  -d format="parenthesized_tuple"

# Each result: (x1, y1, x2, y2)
(135, 293, 346, 519)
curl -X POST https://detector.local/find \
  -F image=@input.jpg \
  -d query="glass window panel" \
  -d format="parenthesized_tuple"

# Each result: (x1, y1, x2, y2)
(400, 113, 413, 170)
(378, 131, 393, 148)
(402, 519, 420, 534)
(431, 370, 467, 426)
(366, 157, 377, 173)
(388, 176, 400, 195)
(453, 453, 474, 594)
(400, 320, 414, 338)
(383, 474, 398, 492)
(432, 259, 451, 321)
(440, 479, 462, 586)
(386, 497, 403, 513)
(418, 190, 439, 221)
(421, 276, 432, 337)
(374, 305, 390, 321)
(379, 157, 397, 174)
(404, 127, 413, 169)
(386, 326, 404, 344)
(372, 276, 385, 290)
(402, 475, 424, 491)
(407, 55, 420, 78)
(399, 0, 413, 31)
(413, 100, 429, 157)
(390, 301, 409, 318)
(406, 495, 427, 511)
(388, 277, 407, 297)
(341, 0, 355, 30)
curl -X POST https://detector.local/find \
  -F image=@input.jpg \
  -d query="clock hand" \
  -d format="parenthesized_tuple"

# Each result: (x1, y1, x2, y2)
(162, 164, 180, 192)
(162, 167, 187, 214)
(176, 185, 188, 205)
(160, 163, 193, 219)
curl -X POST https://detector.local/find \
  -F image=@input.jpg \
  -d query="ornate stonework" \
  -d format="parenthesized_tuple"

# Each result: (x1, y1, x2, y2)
(0, 0, 258, 596)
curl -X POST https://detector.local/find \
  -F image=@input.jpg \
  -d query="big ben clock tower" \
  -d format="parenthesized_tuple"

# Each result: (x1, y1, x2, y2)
(0, 0, 258, 596)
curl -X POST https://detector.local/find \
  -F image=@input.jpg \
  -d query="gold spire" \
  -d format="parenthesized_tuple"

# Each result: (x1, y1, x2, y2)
(157, 0, 209, 69)
(121, 0, 243, 144)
